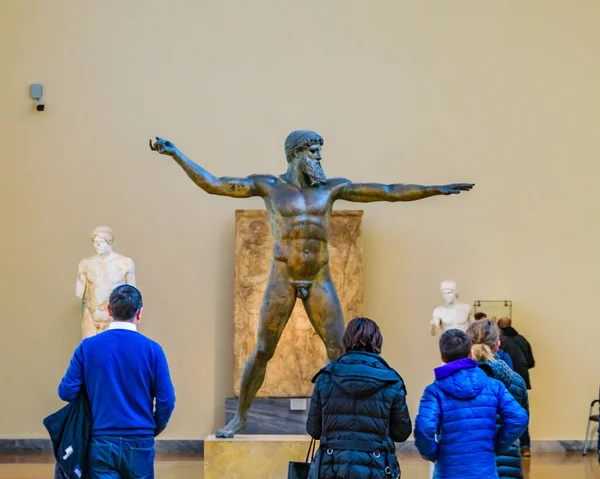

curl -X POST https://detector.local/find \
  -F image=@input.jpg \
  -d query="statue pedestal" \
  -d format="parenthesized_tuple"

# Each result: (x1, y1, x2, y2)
(204, 434, 317, 479)
(225, 397, 311, 434)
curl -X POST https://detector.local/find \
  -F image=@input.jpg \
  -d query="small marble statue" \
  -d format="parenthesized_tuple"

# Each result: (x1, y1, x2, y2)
(430, 280, 473, 335)
(76, 226, 136, 338)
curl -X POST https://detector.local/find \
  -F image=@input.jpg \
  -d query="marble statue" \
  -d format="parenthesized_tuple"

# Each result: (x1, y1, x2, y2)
(149, 130, 474, 437)
(76, 226, 136, 338)
(430, 279, 474, 335)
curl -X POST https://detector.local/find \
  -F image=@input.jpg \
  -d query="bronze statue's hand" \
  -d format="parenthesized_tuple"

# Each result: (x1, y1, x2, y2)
(438, 183, 474, 195)
(149, 137, 178, 157)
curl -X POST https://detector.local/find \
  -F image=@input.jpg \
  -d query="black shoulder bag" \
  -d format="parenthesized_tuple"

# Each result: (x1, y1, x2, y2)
(288, 438, 317, 479)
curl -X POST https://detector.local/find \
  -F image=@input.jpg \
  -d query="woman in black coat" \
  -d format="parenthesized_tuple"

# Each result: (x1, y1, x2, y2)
(467, 319, 529, 479)
(306, 317, 412, 479)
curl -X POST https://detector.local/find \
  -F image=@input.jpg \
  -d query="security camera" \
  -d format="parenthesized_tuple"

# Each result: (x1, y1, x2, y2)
(30, 84, 45, 112)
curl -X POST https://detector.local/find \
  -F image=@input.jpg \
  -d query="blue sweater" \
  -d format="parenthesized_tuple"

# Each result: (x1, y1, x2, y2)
(58, 329, 176, 437)
(415, 358, 528, 479)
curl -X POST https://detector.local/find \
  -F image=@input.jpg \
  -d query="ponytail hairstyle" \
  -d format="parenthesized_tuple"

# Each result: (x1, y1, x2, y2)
(466, 319, 500, 362)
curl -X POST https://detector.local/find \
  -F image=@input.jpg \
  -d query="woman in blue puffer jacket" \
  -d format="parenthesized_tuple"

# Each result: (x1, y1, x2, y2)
(467, 320, 529, 479)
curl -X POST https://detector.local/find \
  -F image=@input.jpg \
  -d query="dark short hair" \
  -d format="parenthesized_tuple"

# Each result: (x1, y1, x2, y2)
(109, 285, 143, 321)
(343, 317, 383, 354)
(439, 329, 472, 362)
(474, 312, 487, 321)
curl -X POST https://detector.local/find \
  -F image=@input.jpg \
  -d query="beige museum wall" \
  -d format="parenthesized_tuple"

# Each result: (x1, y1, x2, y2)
(0, 0, 598, 441)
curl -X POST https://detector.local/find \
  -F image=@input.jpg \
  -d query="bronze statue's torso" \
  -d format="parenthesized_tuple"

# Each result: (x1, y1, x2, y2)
(257, 175, 349, 282)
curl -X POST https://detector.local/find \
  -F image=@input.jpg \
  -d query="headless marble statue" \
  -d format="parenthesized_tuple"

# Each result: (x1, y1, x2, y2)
(76, 226, 136, 338)
(430, 280, 473, 335)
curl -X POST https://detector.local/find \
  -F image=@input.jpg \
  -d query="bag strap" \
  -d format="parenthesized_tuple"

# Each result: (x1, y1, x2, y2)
(305, 438, 317, 463)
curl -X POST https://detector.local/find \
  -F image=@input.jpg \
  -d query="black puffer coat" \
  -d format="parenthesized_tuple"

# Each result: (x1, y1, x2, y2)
(306, 351, 412, 479)
(478, 357, 529, 479)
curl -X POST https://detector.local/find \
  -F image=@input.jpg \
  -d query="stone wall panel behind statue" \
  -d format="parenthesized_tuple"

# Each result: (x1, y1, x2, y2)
(234, 209, 363, 397)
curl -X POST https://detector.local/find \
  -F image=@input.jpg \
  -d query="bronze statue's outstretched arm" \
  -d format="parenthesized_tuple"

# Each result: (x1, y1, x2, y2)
(336, 182, 474, 203)
(149, 137, 259, 198)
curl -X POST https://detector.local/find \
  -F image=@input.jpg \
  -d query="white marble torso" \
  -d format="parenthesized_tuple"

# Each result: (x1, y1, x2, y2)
(432, 302, 473, 333)
(78, 253, 135, 314)
(77, 252, 135, 337)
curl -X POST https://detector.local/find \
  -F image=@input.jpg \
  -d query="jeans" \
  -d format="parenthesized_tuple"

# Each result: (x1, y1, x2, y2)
(520, 427, 531, 448)
(89, 436, 155, 479)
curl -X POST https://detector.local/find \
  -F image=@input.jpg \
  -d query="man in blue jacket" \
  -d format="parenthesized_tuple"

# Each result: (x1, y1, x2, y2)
(415, 329, 528, 479)
(58, 285, 176, 479)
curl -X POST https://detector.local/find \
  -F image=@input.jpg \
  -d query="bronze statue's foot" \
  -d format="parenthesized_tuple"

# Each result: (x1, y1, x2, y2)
(215, 415, 247, 438)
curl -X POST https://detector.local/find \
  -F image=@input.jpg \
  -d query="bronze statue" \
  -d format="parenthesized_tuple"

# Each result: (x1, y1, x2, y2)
(149, 130, 474, 437)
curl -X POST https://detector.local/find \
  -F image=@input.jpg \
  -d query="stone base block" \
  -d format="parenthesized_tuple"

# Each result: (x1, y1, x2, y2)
(204, 434, 317, 479)
(225, 397, 311, 434)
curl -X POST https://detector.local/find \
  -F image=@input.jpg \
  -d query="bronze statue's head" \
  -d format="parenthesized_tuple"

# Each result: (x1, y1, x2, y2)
(284, 130, 326, 185)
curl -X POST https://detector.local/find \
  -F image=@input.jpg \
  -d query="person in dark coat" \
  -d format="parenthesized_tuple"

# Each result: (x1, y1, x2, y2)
(467, 320, 529, 479)
(414, 329, 528, 479)
(306, 317, 412, 479)
(497, 318, 534, 388)
(498, 317, 535, 456)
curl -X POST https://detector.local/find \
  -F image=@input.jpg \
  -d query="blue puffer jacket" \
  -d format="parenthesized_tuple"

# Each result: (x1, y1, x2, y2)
(479, 358, 529, 479)
(415, 358, 528, 479)
(307, 351, 412, 479)
(496, 350, 514, 370)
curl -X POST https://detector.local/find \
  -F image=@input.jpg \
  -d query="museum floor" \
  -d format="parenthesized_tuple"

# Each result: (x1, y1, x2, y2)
(0, 452, 598, 478)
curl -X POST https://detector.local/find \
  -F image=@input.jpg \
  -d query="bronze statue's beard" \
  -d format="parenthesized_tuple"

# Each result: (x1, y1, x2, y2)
(299, 156, 327, 185)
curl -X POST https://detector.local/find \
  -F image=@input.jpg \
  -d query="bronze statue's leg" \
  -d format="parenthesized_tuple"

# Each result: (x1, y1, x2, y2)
(302, 265, 344, 362)
(216, 260, 296, 438)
